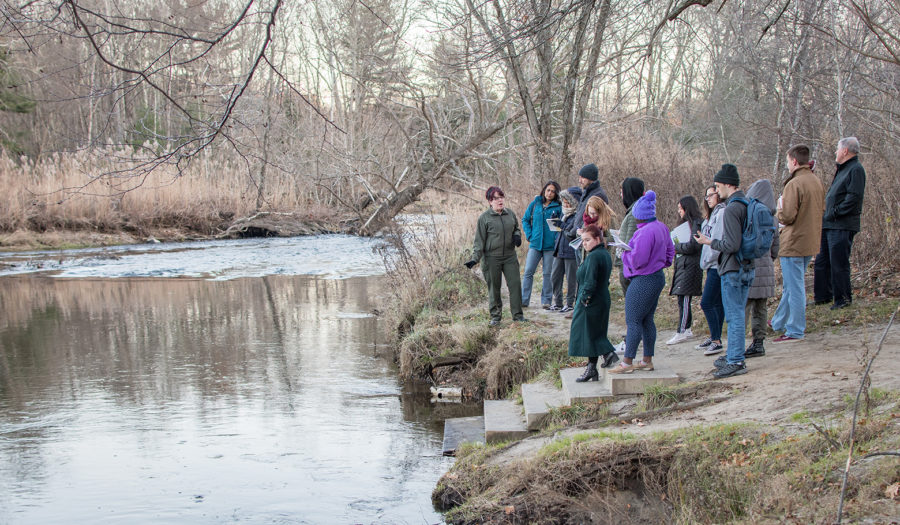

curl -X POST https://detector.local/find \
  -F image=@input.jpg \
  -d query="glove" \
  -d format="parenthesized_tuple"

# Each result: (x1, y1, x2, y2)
(464, 260, 477, 269)
(513, 233, 522, 247)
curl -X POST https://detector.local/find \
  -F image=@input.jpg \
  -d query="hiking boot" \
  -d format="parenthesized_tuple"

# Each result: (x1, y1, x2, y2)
(713, 361, 747, 379)
(745, 339, 766, 358)
(695, 337, 714, 350)
(830, 301, 850, 310)
(666, 329, 693, 345)
(575, 362, 599, 382)
(703, 342, 724, 356)
(489, 319, 501, 327)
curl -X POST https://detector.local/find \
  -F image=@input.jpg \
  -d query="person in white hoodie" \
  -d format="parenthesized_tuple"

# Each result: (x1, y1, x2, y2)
(696, 185, 726, 356)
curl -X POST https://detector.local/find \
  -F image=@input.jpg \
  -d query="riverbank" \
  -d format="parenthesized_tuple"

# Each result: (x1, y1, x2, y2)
(384, 219, 900, 523)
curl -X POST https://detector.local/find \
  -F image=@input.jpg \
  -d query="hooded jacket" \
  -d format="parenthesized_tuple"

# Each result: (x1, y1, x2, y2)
(522, 195, 562, 251)
(623, 219, 675, 279)
(566, 180, 609, 239)
(747, 180, 781, 299)
(700, 203, 726, 271)
(823, 156, 866, 232)
(619, 178, 645, 245)
(776, 166, 825, 257)
(710, 190, 748, 275)
(670, 216, 703, 296)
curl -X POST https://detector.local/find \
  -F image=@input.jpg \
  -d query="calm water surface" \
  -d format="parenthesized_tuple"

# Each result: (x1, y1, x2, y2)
(0, 236, 474, 524)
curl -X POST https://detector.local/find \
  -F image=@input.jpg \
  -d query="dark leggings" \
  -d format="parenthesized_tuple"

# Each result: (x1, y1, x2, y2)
(624, 270, 666, 360)
(676, 294, 693, 333)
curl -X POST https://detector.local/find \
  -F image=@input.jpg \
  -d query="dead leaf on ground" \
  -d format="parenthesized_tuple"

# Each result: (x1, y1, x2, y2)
(886, 482, 900, 499)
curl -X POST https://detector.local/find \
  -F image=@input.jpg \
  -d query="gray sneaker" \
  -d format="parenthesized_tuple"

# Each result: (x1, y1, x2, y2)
(713, 361, 747, 379)
(703, 342, 724, 356)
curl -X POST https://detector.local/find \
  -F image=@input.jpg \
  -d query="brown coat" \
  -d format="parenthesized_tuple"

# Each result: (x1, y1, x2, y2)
(776, 166, 825, 257)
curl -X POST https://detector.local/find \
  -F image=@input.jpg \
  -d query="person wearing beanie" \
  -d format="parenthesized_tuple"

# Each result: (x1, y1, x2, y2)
(521, 181, 562, 308)
(696, 164, 753, 379)
(465, 186, 525, 326)
(609, 190, 674, 375)
(565, 163, 610, 266)
(551, 187, 582, 312)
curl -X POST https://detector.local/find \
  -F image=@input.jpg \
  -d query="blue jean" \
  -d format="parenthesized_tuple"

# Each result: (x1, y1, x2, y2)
(772, 256, 812, 339)
(721, 267, 754, 365)
(700, 268, 724, 341)
(624, 270, 666, 360)
(522, 248, 554, 306)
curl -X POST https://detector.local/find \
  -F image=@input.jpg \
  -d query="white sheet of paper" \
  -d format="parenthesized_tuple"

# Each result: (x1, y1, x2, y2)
(609, 229, 631, 251)
(670, 222, 692, 244)
(546, 218, 562, 232)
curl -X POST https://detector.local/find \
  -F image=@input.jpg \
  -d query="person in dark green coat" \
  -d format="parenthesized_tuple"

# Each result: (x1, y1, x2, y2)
(465, 186, 525, 326)
(567, 224, 618, 382)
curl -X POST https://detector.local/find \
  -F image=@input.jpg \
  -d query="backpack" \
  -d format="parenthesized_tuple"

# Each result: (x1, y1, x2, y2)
(732, 196, 775, 262)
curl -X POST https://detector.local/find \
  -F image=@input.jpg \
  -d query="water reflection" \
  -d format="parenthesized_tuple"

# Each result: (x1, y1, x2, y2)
(0, 275, 472, 524)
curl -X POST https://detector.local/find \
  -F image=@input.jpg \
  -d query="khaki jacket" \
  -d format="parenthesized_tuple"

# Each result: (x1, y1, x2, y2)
(776, 167, 825, 257)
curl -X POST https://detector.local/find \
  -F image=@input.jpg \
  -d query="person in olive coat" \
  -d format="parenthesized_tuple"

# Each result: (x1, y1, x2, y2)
(465, 186, 525, 326)
(666, 195, 704, 345)
(567, 224, 618, 382)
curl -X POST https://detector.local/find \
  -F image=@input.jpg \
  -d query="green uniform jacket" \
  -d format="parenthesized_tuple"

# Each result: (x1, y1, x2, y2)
(472, 207, 521, 263)
(568, 246, 615, 358)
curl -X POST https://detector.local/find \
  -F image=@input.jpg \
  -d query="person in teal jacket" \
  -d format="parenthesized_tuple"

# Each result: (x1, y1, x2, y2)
(521, 181, 562, 308)
(465, 186, 525, 326)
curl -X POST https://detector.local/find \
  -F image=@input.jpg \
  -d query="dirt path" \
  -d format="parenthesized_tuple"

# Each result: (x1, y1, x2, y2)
(523, 303, 900, 432)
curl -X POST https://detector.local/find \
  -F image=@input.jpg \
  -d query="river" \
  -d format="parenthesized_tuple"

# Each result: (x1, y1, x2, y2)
(0, 236, 476, 524)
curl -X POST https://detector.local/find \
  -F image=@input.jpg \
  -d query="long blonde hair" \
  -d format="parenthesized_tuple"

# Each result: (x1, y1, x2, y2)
(585, 196, 618, 230)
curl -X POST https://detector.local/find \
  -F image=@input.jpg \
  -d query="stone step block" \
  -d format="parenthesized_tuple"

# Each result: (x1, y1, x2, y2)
(605, 363, 680, 395)
(521, 381, 568, 430)
(560, 366, 614, 404)
(483, 399, 531, 444)
(442, 416, 485, 456)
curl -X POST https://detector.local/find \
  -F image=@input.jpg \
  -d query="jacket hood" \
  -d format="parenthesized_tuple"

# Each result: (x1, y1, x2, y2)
(747, 179, 776, 213)
(621, 177, 645, 209)
(559, 187, 581, 209)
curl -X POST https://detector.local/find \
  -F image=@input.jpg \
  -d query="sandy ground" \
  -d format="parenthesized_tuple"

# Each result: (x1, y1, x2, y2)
(524, 303, 900, 433)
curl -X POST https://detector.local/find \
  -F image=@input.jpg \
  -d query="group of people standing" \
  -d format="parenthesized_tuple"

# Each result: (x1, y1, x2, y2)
(466, 137, 866, 380)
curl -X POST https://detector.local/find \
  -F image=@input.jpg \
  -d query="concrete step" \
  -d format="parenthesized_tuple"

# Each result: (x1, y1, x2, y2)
(483, 399, 531, 444)
(442, 416, 485, 456)
(560, 366, 614, 404)
(521, 381, 568, 430)
(605, 362, 680, 395)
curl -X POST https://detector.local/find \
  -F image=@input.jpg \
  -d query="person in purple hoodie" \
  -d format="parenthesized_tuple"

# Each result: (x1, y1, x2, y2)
(609, 190, 675, 374)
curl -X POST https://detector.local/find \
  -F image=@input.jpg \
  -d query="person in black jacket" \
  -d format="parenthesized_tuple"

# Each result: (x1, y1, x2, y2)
(550, 187, 582, 312)
(666, 195, 703, 345)
(813, 137, 866, 310)
(564, 163, 609, 266)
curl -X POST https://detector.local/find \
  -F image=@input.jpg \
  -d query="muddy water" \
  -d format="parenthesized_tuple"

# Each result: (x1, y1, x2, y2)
(0, 238, 473, 524)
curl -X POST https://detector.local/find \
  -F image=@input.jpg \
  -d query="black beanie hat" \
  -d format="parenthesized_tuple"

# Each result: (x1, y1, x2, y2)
(578, 163, 599, 182)
(621, 177, 645, 210)
(714, 164, 740, 187)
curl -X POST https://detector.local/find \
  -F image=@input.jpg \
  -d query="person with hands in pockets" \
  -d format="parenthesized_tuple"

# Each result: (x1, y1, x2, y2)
(521, 181, 562, 309)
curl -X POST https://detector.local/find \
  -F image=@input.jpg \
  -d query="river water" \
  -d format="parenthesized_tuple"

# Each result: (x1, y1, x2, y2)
(0, 236, 475, 524)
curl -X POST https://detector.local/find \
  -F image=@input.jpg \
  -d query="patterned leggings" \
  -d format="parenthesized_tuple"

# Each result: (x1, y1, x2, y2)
(624, 270, 666, 360)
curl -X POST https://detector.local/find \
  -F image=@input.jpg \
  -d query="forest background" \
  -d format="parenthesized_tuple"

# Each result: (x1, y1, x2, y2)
(0, 0, 897, 290)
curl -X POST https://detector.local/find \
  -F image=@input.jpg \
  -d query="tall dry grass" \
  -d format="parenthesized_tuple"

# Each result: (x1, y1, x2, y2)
(0, 148, 325, 236)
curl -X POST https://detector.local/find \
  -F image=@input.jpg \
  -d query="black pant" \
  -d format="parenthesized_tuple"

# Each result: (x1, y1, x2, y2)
(813, 229, 856, 305)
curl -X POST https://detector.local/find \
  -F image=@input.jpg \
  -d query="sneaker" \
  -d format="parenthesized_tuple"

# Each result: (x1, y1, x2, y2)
(713, 361, 748, 379)
(695, 337, 714, 350)
(830, 302, 850, 310)
(560, 305, 573, 313)
(772, 335, 800, 343)
(666, 329, 692, 345)
(549, 305, 562, 311)
(745, 340, 766, 358)
(615, 341, 626, 355)
(714, 355, 727, 368)
(703, 342, 724, 356)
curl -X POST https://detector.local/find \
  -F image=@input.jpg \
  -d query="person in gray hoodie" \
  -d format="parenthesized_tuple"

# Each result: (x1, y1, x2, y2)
(696, 185, 726, 356)
(744, 179, 780, 358)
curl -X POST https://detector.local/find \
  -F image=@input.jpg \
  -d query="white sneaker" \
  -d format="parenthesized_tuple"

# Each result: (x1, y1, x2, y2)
(666, 329, 693, 345)
(615, 341, 626, 354)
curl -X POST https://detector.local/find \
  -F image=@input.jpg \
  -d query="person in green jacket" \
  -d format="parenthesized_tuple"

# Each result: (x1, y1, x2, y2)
(465, 186, 525, 326)
(567, 224, 618, 382)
